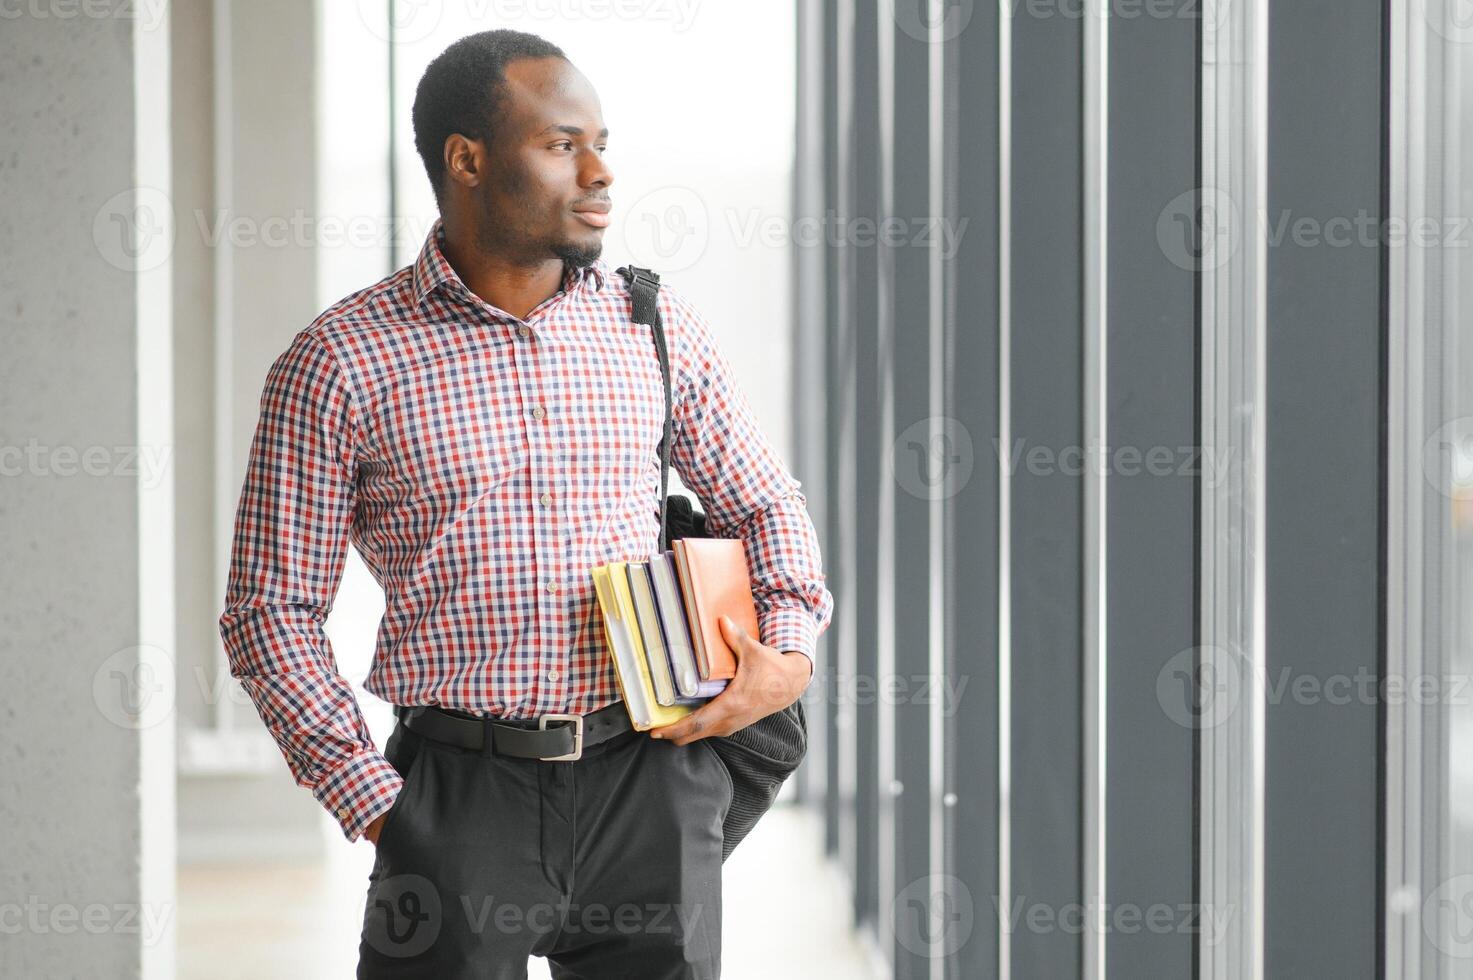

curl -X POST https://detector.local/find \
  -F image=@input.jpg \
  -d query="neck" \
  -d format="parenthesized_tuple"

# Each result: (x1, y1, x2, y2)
(440, 216, 565, 322)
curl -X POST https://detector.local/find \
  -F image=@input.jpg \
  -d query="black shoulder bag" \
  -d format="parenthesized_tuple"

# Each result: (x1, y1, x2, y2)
(616, 265, 810, 863)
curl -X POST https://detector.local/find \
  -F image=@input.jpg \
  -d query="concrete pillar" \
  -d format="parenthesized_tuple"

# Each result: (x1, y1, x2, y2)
(0, 3, 177, 977)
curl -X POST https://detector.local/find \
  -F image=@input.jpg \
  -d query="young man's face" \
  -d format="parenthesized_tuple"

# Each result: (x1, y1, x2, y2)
(469, 56, 613, 268)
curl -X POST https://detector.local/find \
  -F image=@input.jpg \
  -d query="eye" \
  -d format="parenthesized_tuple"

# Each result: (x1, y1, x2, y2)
(552, 140, 573, 151)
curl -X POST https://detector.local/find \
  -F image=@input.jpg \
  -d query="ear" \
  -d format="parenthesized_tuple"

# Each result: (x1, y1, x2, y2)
(443, 134, 486, 192)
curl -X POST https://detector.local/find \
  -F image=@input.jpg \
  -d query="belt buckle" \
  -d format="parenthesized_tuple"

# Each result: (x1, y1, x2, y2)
(537, 713, 584, 761)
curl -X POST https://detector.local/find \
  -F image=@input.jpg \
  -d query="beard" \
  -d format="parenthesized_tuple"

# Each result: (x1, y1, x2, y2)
(471, 180, 603, 270)
(552, 238, 602, 269)
(471, 212, 602, 270)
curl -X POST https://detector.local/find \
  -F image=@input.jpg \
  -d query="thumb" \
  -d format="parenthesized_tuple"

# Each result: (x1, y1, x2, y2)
(719, 615, 752, 656)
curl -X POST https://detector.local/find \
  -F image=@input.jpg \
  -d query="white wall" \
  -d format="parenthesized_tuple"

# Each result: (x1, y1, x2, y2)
(174, 0, 333, 863)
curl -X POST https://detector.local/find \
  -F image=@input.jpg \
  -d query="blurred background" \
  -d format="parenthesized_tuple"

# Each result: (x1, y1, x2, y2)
(5, 0, 1473, 977)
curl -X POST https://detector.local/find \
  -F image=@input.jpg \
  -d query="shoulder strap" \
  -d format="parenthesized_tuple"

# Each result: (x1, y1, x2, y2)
(615, 265, 673, 547)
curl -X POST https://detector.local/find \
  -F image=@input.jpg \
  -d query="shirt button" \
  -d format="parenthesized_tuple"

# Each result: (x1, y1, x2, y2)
(337, 807, 350, 821)
(532, 406, 546, 420)
(540, 492, 553, 506)
(546, 581, 559, 594)
(547, 668, 561, 681)
(518, 326, 531, 339)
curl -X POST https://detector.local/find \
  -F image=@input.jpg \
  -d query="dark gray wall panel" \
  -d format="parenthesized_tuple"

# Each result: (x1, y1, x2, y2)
(851, 0, 885, 931)
(1103, 3, 1200, 977)
(1264, 1, 1385, 977)
(944, 9, 1002, 980)
(820, 0, 847, 862)
(887, 15, 937, 980)
(1008, 8, 1085, 979)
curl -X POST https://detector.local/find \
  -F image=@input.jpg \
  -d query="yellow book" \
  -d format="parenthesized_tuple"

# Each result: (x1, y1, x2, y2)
(591, 563, 695, 730)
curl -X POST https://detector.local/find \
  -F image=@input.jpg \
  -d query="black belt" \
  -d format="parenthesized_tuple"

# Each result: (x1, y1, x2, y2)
(393, 700, 633, 761)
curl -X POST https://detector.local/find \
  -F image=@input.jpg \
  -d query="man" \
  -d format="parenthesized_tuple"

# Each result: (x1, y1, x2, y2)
(218, 28, 833, 978)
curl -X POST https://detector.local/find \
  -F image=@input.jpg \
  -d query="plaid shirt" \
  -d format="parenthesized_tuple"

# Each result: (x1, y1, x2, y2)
(218, 218, 833, 842)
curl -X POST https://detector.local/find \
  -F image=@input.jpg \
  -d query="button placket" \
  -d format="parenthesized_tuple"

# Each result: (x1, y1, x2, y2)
(519, 320, 564, 707)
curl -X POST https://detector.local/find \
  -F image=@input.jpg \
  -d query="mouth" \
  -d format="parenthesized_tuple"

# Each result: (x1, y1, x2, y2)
(572, 201, 611, 229)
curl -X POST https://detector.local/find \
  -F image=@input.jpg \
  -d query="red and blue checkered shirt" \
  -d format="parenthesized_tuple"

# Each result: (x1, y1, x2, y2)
(218, 218, 834, 842)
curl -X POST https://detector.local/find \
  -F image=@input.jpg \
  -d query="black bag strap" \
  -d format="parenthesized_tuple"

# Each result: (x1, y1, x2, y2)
(615, 265, 673, 546)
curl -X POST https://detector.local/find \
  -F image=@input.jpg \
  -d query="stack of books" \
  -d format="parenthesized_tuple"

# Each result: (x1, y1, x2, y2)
(590, 537, 761, 730)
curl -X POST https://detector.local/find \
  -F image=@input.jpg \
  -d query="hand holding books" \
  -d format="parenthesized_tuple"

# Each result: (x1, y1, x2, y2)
(647, 614, 811, 747)
(589, 538, 809, 737)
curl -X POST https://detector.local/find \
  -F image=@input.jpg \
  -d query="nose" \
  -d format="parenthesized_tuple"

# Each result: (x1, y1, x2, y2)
(581, 147, 613, 191)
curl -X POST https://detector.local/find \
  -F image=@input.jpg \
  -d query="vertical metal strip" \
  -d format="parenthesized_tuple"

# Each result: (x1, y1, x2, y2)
(387, 0, 399, 274)
(1384, 0, 1412, 973)
(1082, 2, 1109, 978)
(996, 2, 1012, 977)
(211, 0, 236, 733)
(834, 0, 859, 906)
(1384, 0, 1431, 975)
(874, 0, 897, 962)
(1200, 0, 1268, 977)
(136, 4, 177, 977)
(927, 5, 950, 978)
(1437, 21, 1465, 974)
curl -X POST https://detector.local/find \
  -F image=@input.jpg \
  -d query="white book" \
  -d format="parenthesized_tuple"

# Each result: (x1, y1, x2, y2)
(627, 561, 678, 706)
(590, 564, 656, 727)
(649, 550, 701, 698)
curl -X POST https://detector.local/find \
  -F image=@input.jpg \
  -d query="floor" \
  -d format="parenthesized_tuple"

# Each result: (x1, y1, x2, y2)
(178, 803, 886, 979)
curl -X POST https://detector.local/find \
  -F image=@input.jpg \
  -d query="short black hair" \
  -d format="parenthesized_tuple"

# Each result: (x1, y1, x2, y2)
(411, 29, 567, 204)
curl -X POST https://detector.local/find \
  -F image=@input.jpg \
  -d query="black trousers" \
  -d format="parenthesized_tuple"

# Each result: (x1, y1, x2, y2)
(356, 715, 734, 979)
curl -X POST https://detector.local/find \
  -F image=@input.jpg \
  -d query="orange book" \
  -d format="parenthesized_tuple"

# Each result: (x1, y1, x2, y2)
(672, 538, 760, 681)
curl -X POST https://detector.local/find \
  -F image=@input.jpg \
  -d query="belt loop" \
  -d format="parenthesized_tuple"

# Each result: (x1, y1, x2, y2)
(481, 717, 496, 760)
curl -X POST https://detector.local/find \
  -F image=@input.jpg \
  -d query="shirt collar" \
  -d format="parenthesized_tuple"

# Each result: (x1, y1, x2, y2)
(412, 216, 608, 309)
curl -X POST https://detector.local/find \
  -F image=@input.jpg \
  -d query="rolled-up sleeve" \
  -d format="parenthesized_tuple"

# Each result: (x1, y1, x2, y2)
(663, 287, 835, 674)
(217, 329, 400, 842)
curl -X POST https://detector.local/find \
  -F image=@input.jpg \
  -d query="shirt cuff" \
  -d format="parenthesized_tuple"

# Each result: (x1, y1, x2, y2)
(312, 747, 404, 843)
(760, 607, 818, 677)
